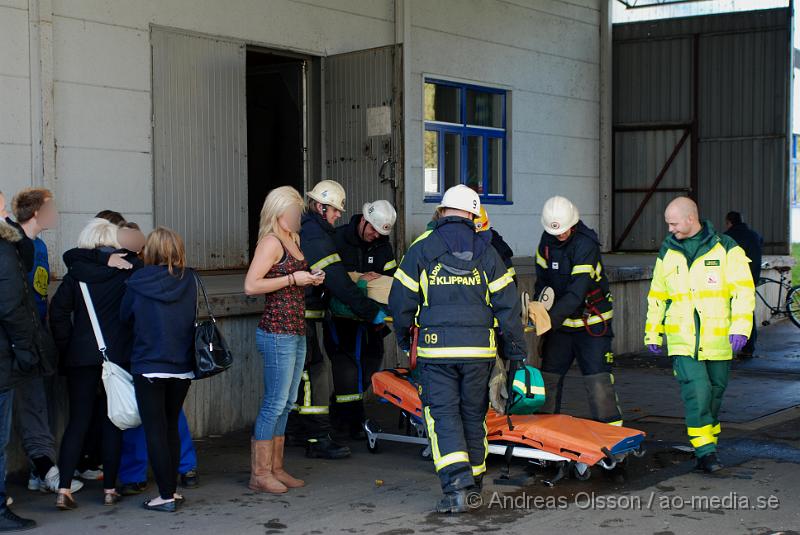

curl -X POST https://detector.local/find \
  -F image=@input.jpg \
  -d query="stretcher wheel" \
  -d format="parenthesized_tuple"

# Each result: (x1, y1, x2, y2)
(571, 463, 591, 481)
(419, 446, 431, 459)
(367, 440, 380, 454)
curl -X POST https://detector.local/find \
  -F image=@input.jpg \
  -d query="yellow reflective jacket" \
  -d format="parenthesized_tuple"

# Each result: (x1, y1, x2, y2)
(644, 221, 755, 360)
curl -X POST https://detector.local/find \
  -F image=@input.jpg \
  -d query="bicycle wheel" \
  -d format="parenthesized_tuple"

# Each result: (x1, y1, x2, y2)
(785, 286, 800, 328)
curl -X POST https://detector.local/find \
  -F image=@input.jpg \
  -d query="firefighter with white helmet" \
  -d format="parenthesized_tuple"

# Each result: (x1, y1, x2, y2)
(534, 196, 623, 427)
(327, 199, 398, 439)
(389, 184, 526, 513)
(306, 180, 346, 212)
(289, 180, 386, 459)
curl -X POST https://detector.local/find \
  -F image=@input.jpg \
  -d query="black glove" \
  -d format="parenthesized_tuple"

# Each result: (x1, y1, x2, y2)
(506, 358, 521, 386)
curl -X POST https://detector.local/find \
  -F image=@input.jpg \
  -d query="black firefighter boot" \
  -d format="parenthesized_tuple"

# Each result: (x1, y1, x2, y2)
(540, 371, 564, 414)
(305, 435, 351, 460)
(435, 474, 481, 514)
(696, 452, 723, 473)
(435, 487, 481, 514)
(348, 402, 367, 441)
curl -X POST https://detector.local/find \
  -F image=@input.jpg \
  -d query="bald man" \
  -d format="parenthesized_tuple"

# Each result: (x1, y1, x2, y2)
(644, 197, 755, 473)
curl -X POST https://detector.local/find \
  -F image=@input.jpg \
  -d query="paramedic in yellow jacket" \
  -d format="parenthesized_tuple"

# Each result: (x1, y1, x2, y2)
(644, 197, 755, 473)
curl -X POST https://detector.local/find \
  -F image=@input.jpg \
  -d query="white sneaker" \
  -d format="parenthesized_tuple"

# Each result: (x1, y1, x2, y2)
(27, 472, 41, 492)
(41, 467, 84, 494)
(74, 468, 104, 481)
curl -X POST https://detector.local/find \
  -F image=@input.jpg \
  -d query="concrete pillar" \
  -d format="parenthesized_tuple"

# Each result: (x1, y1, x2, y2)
(28, 0, 60, 271)
(599, 0, 613, 252)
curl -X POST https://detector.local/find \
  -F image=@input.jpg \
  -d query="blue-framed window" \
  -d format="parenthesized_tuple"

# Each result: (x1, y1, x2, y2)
(792, 134, 800, 206)
(423, 79, 509, 203)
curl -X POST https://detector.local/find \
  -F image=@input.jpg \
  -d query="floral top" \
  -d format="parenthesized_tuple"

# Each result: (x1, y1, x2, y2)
(257, 247, 307, 336)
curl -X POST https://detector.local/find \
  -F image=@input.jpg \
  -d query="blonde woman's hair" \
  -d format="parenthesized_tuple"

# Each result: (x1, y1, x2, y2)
(77, 218, 121, 250)
(143, 226, 186, 277)
(257, 186, 305, 242)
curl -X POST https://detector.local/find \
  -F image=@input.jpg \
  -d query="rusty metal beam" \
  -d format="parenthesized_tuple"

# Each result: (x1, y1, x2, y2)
(613, 127, 692, 250)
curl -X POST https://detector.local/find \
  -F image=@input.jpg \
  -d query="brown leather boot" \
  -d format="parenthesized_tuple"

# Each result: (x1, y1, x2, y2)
(272, 436, 305, 488)
(248, 439, 288, 494)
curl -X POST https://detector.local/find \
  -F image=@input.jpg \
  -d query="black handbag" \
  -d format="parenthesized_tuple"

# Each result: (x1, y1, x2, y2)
(193, 274, 233, 379)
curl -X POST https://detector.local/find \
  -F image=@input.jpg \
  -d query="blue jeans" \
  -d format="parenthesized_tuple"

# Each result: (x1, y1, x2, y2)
(119, 410, 197, 484)
(0, 389, 14, 498)
(254, 330, 306, 440)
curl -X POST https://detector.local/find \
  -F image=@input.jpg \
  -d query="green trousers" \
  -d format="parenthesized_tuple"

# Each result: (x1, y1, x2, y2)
(672, 356, 731, 458)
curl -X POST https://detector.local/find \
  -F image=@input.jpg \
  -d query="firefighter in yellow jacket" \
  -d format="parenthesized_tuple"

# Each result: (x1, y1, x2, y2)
(644, 197, 755, 473)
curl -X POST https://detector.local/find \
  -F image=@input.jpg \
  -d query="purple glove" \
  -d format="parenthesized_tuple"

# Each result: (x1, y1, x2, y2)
(647, 344, 662, 355)
(729, 334, 748, 352)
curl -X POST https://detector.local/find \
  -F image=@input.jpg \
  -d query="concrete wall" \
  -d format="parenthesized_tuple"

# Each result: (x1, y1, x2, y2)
(402, 0, 602, 253)
(0, 1, 34, 200)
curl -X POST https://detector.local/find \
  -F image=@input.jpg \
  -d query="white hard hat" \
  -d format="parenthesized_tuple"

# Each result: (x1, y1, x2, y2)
(541, 196, 579, 235)
(307, 180, 346, 212)
(363, 200, 396, 236)
(438, 184, 481, 217)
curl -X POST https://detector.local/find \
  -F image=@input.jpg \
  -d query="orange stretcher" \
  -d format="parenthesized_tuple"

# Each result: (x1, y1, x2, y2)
(366, 369, 646, 485)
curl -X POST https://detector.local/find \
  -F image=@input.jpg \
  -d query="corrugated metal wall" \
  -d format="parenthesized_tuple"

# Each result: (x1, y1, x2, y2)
(324, 46, 398, 228)
(613, 8, 791, 253)
(152, 28, 248, 269)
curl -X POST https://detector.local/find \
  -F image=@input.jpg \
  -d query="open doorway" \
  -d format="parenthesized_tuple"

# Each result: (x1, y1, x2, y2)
(246, 49, 306, 257)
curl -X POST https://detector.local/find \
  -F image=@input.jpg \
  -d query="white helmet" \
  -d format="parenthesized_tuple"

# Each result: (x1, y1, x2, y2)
(363, 200, 396, 236)
(541, 196, 579, 235)
(307, 180, 346, 211)
(438, 184, 481, 217)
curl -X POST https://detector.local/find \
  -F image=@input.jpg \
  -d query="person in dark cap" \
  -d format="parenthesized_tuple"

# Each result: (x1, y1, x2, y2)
(724, 211, 763, 358)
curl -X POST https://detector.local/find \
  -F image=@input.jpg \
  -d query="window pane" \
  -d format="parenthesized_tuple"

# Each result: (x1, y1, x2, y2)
(424, 83, 460, 123)
(444, 133, 461, 190)
(488, 138, 503, 195)
(424, 131, 439, 195)
(466, 89, 503, 128)
(466, 136, 483, 193)
(424, 130, 439, 195)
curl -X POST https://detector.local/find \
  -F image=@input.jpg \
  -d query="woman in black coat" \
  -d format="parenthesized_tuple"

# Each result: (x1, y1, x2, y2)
(49, 218, 141, 509)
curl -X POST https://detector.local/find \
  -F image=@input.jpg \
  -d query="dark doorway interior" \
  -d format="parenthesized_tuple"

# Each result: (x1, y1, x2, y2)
(246, 49, 305, 258)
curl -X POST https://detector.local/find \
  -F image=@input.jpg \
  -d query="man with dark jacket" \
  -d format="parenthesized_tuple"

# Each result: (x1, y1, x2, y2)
(327, 200, 397, 439)
(0, 214, 53, 530)
(535, 196, 623, 427)
(724, 211, 763, 357)
(389, 185, 526, 513)
(289, 180, 383, 459)
(5, 189, 68, 495)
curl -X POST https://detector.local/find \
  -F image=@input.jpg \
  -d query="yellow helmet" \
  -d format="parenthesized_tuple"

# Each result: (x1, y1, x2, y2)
(306, 180, 346, 211)
(474, 206, 491, 232)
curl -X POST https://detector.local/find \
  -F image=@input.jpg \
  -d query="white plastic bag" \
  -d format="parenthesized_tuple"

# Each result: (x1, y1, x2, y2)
(79, 282, 141, 430)
(102, 360, 141, 430)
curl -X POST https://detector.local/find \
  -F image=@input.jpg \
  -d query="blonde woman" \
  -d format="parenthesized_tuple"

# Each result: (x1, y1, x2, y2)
(244, 186, 323, 494)
(50, 218, 142, 509)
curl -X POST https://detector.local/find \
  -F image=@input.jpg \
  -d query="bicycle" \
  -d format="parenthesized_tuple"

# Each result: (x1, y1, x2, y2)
(756, 262, 800, 328)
